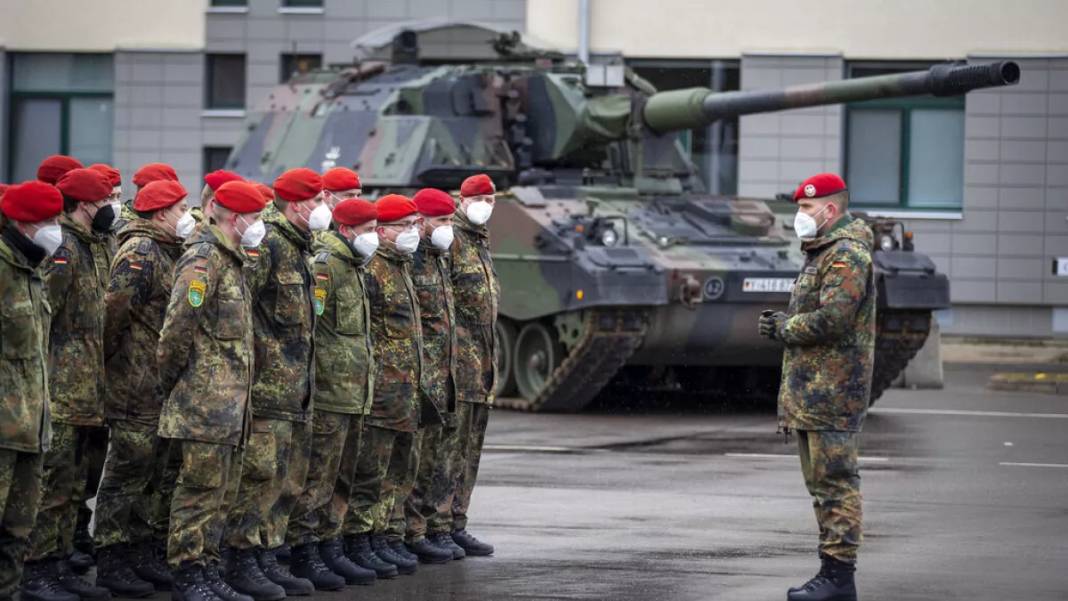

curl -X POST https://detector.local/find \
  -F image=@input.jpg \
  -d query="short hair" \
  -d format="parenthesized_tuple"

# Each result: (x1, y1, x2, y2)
(825, 190, 849, 211)
(62, 196, 79, 214)
(200, 183, 214, 208)
(135, 208, 158, 220)
(274, 198, 289, 212)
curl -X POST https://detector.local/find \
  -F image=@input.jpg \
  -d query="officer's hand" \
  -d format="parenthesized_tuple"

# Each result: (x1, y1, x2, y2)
(758, 311, 787, 340)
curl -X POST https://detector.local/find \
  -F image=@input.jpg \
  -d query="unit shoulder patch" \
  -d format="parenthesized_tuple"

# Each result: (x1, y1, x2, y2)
(187, 279, 207, 308)
(313, 286, 327, 316)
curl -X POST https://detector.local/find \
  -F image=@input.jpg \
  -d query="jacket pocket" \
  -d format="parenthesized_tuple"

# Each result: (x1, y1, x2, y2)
(213, 297, 246, 341)
(273, 271, 307, 327)
(334, 289, 366, 335)
(1, 301, 38, 360)
(384, 293, 414, 339)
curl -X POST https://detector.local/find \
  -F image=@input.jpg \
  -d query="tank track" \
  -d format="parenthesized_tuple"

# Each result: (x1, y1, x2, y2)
(496, 308, 649, 412)
(869, 309, 932, 406)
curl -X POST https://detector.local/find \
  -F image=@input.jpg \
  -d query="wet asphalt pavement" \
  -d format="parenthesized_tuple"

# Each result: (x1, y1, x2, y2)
(129, 365, 1068, 600)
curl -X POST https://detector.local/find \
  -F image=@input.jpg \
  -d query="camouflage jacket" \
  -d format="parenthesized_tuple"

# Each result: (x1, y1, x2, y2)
(450, 212, 499, 405)
(413, 239, 457, 420)
(308, 231, 375, 416)
(45, 215, 111, 426)
(0, 226, 53, 453)
(776, 215, 876, 433)
(157, 225, 254, 446)
(103, 219, 183, 428)
(365, 244, 423, 432)
(245, 211, 316, 423)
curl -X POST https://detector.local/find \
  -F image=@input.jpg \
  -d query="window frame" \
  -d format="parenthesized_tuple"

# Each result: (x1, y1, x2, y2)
(6, 91, 112, 181)
(204, 53, 247, 110)
(279, 53, 323, 84)
(202, 146, 234, 175)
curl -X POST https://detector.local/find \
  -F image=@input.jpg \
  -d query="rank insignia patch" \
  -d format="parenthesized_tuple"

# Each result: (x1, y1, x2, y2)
(187, 279, 207, 308)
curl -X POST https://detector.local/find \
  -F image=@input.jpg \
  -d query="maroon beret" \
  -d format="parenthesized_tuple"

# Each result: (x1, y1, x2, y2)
(793, 173, 847, 202)
(273, 168, 323, 202)
(333, 199, 377, 226)
(56, 168, 113, 203)
(460, 174, 495, 198)
(37, 155, 84, 185)
(375, 194, 417, 223)
(215, 181, 267, 214)
(133, 163, 179, 188)
(413, 188, 456, 217)
(1, 181, 63, 223)
(204, 170, 244, 192)
(134, 180, 188, 212)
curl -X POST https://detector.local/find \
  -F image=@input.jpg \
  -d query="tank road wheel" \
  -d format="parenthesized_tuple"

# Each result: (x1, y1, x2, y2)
(494, 319, 518, 398)
(514, 322, 561, 402)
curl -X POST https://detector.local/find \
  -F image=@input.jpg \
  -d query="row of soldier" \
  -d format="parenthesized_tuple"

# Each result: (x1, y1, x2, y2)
(0, 156, 501, 601)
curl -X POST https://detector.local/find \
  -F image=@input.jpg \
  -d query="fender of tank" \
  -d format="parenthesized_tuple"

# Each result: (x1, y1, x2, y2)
(225, 21, 1019, 412)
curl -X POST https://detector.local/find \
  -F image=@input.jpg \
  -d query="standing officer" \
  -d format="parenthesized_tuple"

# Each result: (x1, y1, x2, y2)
(24, 168, 117, 601)
(0, 181, 63, 601)
(758, 173, 874, 601)
(401, 189, 461, 563)
(435, 174, 499, 557)
(343, 195, 423, 577)
(157, 180, 266, 601)
(320, 169, 361, 211)
(94, 181, 195, 597)
(36, 156, 83, 186)
(286, 199, 378, 588)
(223, 169, 325, 600)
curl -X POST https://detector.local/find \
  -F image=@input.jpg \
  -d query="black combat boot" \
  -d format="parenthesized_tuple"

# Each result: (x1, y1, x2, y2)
(288, 544, 344, 591)
(369, 536, 416, 575)
(451, 529, 494, 556)
(170, 565, 220, 601)
(271, 545, 290, 565)
(55, 557, 112, 600)
(20, 560, 79, 601)
(202, 563, 252, 601)
(318, 539, 375, 586)
(342, 535, 397, 580)
(95, 545, 155, 598)
(387, 539, 418, 563)
(70, 512, 96, 574)
(256, 548, 313, 596)
(405, 538, 451, 564)
(787, 555, 858, 601)
(129, 541, 173, 591)
(222, 549, 285, 601)
(428, 533, 466, 560)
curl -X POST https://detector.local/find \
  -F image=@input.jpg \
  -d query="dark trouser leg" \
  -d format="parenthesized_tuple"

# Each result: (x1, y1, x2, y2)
(406, 424, 453, 541)
(77, 427, 108, 550)
(28, 423, 88, 562)
(286, 411, 349, 547)
(0, 449, 43, 598)
(145, 437, 182, 546)
(385, 430, 420, 542)
(92, 422, 159, 550)
(797, 430, 862, 564)
(166, 440, 235, 568)
(451, 402, 490, 531)
(224, 418, 293, 551)
(265, 419, 311, 551)
(342, 426, 396, 537)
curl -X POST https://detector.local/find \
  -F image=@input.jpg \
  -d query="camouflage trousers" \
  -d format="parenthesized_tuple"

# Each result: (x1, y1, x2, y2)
(404, 423, 457, 541)
(797, 430, 863, 564)
(166, 440, 241, 568)
(324, 416, 365, 541)
(344, 426, 414, 537)
(93, 421, 180, 550)
(430, 401, 490, 533)
(286, 411, 352, 546)
(386, 428, 423, 542)
(225, 418, 310, 551)
(27, 423, 94, 561)
(0, 449, 43, 598)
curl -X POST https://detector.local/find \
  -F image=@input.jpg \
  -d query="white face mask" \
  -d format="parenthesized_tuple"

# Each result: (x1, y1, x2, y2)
(352, 231, 379, 259)
(793, 205, 830, 242)
(308, 204, 332, 232)
(32, 224, 64, 256)
(175, 210, 196, 240)
(465, 200, 493, 225)
(430, 224, 454, 251)
(240, 217, 266, 248)
(394, 226, 421, 254)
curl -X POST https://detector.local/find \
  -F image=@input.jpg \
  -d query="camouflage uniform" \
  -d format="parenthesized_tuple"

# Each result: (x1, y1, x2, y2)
(287, 232, 374, 546)
(433, 210, 498, 535)
(29, 215, 111, 562)
(157, 224, 254, 568)
(0, 224, 52, 598)
(774, 215, 875, 564)
(94, 219, 183, 552)
(344, 244, 422, 537)
(400, 239, 457, 542)
(225, 211, 315, 552)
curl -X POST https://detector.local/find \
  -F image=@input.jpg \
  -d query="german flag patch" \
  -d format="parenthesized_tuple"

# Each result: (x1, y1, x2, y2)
(129, 261, 143, 271)
(315, 273, 329, 281)
(53, 257, 68, 265)
(831, 261, 849, 269)
(245, 249, 260, 258)
(193, 265, 208, 274)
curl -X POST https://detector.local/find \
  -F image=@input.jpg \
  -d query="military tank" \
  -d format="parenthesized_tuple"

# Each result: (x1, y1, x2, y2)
(227, 23, 1020, 412)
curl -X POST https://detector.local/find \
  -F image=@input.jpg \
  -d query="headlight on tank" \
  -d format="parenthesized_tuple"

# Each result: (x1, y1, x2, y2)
(599, 226, 619, 247)
(879, 234, 896, 252)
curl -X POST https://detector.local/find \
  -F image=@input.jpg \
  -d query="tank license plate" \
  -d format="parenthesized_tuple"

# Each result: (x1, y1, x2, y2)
(742, 278, 795, 293)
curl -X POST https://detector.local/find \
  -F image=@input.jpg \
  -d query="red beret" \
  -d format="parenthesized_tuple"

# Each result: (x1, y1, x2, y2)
(413, 188, 456, 217)
(375, 194, 417, 223)
(793, 173, 847, 202)
(134, 180, 188, 212)
(274, 168, 323, 202)
(37, 155, 84, 185)
(460, 174, 495, 198)
(214, 181, 267, 214)
(204, 170, 243, 192)
(133, 163, 179, 188)
(254, 182, 275, 203)
(88, 164, 122, 188)
(1, 181, 63, 223)
(322, 168, 361, 193)
(56, 168, 113, 203)
(333, 199, 378, 226)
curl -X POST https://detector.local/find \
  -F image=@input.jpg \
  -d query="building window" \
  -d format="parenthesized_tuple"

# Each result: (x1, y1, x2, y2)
(210, 0, 247, 6)
(203, 147, 233, 174)
(845, 63, 965, 210)
(205, 54, 246, 109)
(6, 53, 114, 182)
(282, 0, 323, 6)
(629, 59, 740, 195)
(280, 53, 322, 83)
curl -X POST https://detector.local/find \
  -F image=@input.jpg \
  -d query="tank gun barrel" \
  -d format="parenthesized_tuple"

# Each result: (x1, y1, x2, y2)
(642, 61, 1020, 134)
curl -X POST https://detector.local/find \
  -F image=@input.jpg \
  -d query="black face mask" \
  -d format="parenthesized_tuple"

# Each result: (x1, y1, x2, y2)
(91, 204, 116, 233)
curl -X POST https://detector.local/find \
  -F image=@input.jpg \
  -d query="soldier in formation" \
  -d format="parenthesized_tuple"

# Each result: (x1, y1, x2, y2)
(0, 156, 502, 601)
